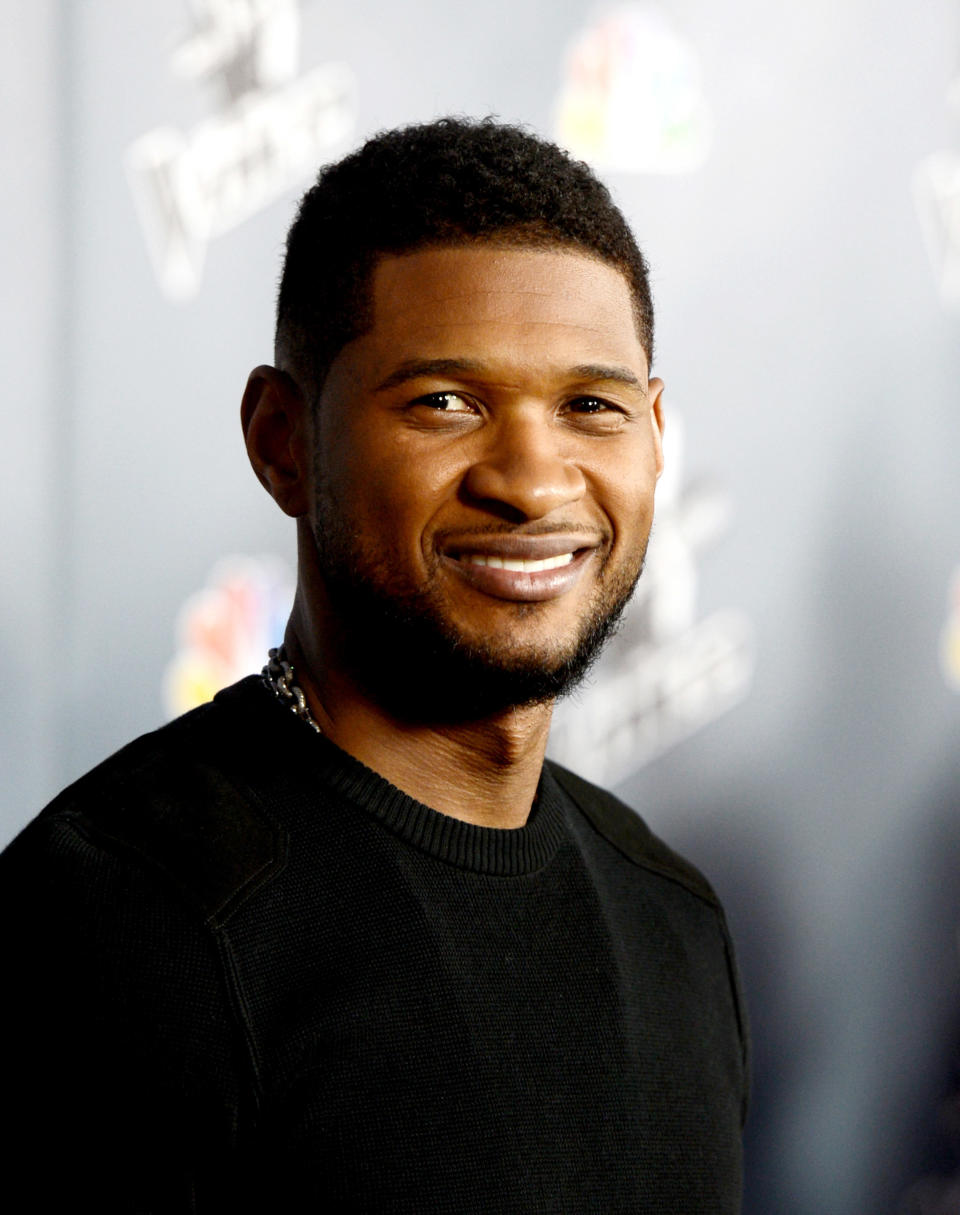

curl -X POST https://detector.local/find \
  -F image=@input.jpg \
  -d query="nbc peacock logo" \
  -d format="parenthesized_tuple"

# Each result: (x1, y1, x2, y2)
(553, 3, 711, 175)
(164, 555, 294, 716)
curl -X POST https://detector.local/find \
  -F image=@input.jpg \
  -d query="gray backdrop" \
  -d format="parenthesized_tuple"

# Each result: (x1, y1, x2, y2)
(4, 1, 960, 1211)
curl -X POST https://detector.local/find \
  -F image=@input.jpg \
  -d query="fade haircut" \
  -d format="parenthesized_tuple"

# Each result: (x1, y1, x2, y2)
(275, 117, 655, 401)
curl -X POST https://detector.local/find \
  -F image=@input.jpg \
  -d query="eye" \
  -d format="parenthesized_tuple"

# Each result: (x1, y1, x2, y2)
(567, 396, 613, 413)
(563, 396, 627, 430)
(414, 391, 475, 413)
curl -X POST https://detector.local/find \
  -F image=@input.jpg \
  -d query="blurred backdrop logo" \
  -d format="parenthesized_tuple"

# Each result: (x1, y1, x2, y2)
(548, 414, 754, 786)
(941, 566, 960, 692)
(164, 555, 294, 717)
(126, 0, 357, 301)
(914, 70, 960, 307)
(553, 3, 711, 175)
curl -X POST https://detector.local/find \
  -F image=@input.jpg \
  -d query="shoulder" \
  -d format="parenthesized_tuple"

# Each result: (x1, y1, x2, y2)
(0, 690, 271, 1200)
(548, 760, 751, 1121)
(3, 678, 285, 926)
(546, 759, 722, 910)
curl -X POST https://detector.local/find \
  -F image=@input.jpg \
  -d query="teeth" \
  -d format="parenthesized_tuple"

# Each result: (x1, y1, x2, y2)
(461, 552, 575, 573)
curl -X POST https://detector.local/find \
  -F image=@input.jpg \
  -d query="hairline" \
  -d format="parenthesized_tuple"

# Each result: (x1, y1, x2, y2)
(275, 232, 652, 404)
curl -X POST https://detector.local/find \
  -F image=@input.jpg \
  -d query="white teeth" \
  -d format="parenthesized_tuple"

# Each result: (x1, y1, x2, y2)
(461, 552, 575, 573)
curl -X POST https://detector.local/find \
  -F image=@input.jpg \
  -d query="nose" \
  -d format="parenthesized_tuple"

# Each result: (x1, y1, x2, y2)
(461, 411, 587, 521)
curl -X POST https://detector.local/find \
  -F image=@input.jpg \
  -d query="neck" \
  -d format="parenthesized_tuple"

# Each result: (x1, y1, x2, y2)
(283, 609, 552, 830)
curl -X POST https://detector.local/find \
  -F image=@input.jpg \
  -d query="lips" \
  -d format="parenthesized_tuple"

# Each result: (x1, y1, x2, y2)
(439, 533, 601, 602)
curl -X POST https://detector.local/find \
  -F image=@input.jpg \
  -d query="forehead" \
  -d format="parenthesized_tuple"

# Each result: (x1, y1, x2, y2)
(356, 245, 647, 375)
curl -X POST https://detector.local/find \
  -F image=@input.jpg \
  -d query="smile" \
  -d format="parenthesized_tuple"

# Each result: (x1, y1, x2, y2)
(440, 542, 596, 603)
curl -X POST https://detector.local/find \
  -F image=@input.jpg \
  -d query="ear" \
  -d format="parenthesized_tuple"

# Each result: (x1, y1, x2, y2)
(240, 365, 312, 517)
(647, 377, 665, 480)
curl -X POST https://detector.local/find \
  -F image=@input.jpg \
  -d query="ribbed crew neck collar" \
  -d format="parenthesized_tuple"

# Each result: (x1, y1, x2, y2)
(215, 677, 568, 877)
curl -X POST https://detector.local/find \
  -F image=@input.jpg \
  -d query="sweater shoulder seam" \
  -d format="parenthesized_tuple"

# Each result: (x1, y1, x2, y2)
(548, 760, 721, 909)
(39, 703, 288, 929)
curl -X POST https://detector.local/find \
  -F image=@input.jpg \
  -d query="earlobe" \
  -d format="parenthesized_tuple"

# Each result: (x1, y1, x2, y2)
(648, 377, 665, 480)
(241, 365, 311, 517)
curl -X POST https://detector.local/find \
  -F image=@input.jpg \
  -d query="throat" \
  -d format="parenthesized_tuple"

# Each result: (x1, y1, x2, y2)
(335, 697, 553, 829)
(383, 702, 553, 827)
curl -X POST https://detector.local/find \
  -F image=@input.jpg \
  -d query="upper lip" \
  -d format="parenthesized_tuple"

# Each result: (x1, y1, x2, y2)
(439, 532, 603, 561)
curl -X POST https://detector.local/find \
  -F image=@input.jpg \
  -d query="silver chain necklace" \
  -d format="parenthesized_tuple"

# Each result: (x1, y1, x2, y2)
(262, 647, 322, 734)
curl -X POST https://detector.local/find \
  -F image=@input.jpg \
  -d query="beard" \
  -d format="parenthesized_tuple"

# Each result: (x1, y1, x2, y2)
(311, 512, 647, 726)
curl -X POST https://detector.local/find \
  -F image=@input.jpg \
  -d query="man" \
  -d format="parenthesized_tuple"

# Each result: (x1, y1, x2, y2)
(1, 118, 748, 1211)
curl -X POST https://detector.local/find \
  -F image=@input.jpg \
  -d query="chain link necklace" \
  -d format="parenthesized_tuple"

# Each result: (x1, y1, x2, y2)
(262, 647, 323, 735)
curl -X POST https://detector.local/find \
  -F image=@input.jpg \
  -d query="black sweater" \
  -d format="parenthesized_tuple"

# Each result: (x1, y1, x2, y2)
(0, 677, 748, 1212)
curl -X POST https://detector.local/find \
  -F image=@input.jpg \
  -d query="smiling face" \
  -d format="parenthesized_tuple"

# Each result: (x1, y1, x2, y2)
(305, 244, 664, 721)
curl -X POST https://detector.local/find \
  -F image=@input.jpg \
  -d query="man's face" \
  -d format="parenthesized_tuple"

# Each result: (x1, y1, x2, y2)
(308, 244, 664, 722)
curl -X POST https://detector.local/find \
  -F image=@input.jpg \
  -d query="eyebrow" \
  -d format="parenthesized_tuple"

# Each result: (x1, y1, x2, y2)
(374, 359, 487, 392)
(568, 363, 645, 389)
(374, 358, 646, 393)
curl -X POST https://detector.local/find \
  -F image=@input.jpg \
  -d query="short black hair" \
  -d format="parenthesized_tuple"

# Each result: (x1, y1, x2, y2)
(276, 116, 654, 400)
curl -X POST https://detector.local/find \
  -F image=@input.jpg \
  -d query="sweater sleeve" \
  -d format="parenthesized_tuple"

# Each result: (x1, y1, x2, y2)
(0, 811, 251, 1211)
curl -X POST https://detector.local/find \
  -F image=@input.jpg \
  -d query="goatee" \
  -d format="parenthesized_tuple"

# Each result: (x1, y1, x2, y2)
(312, 524, 645, 726)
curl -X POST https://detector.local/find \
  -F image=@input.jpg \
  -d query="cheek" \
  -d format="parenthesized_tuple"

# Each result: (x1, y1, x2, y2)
(591, 450, 659, 534)
(340, 445, 458, 550)
(372, 455, 447, 507)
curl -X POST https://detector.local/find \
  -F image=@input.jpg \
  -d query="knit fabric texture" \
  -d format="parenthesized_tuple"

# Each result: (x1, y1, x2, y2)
(0, 677, 748, 1212)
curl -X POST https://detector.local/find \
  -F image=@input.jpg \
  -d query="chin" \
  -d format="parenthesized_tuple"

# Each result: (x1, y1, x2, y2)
(345, 604, 625, 725)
